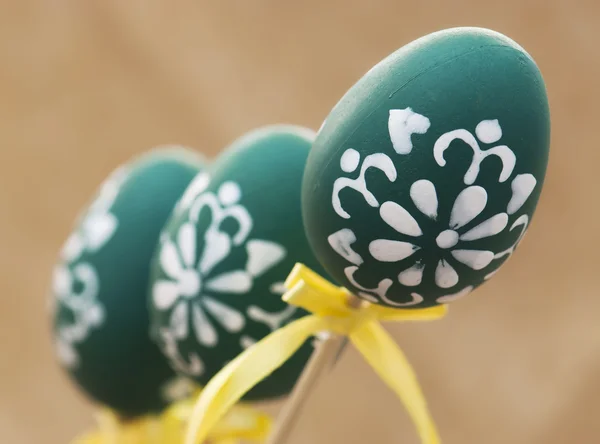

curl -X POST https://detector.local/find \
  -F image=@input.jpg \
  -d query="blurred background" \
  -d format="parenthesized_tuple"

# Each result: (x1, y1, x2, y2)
(0, 1, 598, 443)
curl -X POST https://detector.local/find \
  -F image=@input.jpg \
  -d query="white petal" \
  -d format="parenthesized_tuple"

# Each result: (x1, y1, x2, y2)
(460, 213, 508, 241)
(160, 239, 184, 280)
(177, 222, 196, 268)
(398, 263, 424, 286)
(475, 119, 502, 144)
(95, 167, 126, 207)
(85, 304, 104, 326)
(245, 240, 286, 277)
(187, 355, 205, 376)
(61, 324, 85, 342)
(381, 292, 424, 307)
(218, 182, 242, 205)
(410, 180, 438, 219)
(177, 173, 210, 211)
(83, 213, 118, 251)
(340, 148, 360, 173)
(388, 108, 431, 154)
(451, 249, 495, 270)
(170, 302, 189, 339)
(327, 228, 363, 266)
(90, 186, 119, 214)
(52, 265, 72, 296)
(56, 339, 78, 368)
(507, 174, 537, 215)
(369, 239, 419, 262)
(435, 260, 459, 288)
(206, 271, 252, 294)
(484, 269, 501, 280)
(380, 201, 423, 236)
(198, 229, 231, 275)
(202, 297, 245, 332)
(450, 186, 487, 229)
(270, 282, 287, 295)
(153, 281, 181, 310)
(61, 233, 85, 262)
(436, 286, 474, 304)
(240, 336, 256, 349)
(192, 304, 218, 347)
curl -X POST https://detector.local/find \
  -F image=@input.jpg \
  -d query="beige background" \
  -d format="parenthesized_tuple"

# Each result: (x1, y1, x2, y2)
(0, 1, 598, 443)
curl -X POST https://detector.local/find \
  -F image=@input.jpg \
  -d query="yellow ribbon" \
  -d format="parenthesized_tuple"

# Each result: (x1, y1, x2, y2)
(185, 263, 448, 444)
(73, 390, 271, 444)
(72, 410, 165, 444)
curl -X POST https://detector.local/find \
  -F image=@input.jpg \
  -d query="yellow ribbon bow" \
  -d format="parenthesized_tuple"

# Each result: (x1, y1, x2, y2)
(73, 391, 271, 444)
(185, 263, 448, 444)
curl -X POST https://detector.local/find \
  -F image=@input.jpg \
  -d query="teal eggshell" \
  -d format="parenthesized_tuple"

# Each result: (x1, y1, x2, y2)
(302, 27, 550, 308)
(149, 126, 327, 401)
(51, 147, 205, 417)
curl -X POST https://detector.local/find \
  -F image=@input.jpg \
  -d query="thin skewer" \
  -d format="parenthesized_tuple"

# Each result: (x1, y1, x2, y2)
(266, 292, 363, 444)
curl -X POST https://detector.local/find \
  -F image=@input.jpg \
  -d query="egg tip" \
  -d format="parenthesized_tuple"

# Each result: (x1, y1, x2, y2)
(140, 144, 207, 167)
(227, 124, 316, 149)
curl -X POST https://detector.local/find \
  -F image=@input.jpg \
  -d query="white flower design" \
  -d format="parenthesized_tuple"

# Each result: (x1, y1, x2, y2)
(152, 180, 287, 376)
(327, 111, 538, 306)
(242, 282, 297, 349)
(369, 182, 508, 289)
(433, 119, 516, 185)
(53, 167, 128, 368)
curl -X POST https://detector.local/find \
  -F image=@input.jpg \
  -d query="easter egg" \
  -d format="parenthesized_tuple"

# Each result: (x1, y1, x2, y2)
(51, 147, 205, 417)
(302, 27, 550, 308)
(149, 126, 327, 400)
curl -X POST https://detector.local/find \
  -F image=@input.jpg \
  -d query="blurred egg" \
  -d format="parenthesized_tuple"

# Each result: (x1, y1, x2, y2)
(149, 126, 328, 400)
(51, 147, 205, 417)
(302, 27, 550, 308)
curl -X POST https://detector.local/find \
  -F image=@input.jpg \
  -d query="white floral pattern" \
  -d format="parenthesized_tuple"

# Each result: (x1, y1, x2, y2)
(242, 282, 297, 349)
(433, 119, 516, 185)
(370, 183, 508, 288)
(152, 178, 288, 377)
(53, 167, 128, 368)
(327, 108, 538, 306)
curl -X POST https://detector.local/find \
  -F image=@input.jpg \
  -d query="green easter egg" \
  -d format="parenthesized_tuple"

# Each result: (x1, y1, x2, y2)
(149, 126, 326, 401)
(302, 27, 550, 308)
(51, 147, 205, 417)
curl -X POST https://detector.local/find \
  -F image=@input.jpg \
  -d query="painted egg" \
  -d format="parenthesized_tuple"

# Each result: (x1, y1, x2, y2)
(149, 126, 327, 400)
(302, 27, 550, 308)
(51, 147, 205, 417)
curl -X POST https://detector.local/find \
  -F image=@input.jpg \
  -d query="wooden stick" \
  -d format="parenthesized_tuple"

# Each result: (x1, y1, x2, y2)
(266, 292, 363, 444)
(265, 332, 345, 444)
